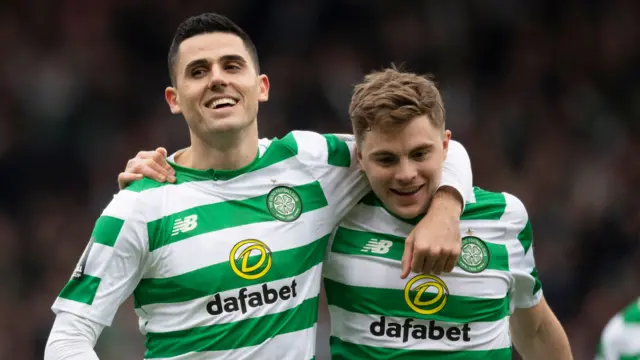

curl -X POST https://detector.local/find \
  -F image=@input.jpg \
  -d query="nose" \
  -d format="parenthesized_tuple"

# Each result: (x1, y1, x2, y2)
(207, 64, 228, 90)
(394, 159, 417, 184)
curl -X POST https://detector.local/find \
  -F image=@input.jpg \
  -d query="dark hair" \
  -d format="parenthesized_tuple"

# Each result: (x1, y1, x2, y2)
(167, 13, 260, 85)
(349, 65, 445, 144)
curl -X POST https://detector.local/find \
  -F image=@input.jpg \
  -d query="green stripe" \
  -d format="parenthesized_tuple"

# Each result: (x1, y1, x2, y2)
(126, 132, 299, 192)
(332, 227, 509, 272)
(332, 227, 405, 260)
(324, 134, 351, 167)
(517, 219, 533, 254)
(59, 275, 101, 305)
(135, 235, 329, 307)
(623, 299, 640, 324)
(324, 278, 509, 323)
(620, 355, 640, 360)
(147, 181, 328, 251)
(330, 336, 512, 359)
(126, 177, 168, 193)
(144, 296, 319, 358)
(530, 268, 542, 295)
(91, 216, 124, 247)
(461, 188, 506, 221)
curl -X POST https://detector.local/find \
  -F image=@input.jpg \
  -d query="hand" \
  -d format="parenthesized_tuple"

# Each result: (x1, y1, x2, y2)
(401, 187, 462, 277)
(117, 147, 175, 189)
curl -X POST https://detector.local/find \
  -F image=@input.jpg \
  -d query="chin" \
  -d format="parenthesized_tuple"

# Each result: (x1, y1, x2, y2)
(205, 117, 253, 133)
(390, 205, 424, 220)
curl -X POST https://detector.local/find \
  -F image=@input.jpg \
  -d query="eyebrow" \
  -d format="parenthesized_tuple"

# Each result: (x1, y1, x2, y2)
(183, 55, 248, 74)
(369, 143, 434, 158)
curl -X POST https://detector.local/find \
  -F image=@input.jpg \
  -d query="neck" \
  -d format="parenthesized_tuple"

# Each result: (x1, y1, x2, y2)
(177, 123, 259, 171)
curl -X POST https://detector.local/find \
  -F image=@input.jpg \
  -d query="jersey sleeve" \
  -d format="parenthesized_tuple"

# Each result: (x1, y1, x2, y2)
(440, 140, 473, 208)
(503, 193, 543, 310)
(288, 131, 370, 223)
(596, 314, 625, 360)
(51, 189, 149, 326)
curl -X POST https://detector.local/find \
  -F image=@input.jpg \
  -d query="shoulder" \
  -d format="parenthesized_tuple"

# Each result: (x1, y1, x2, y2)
(123, 177, 172, 194)
(268, 131, 355, 168)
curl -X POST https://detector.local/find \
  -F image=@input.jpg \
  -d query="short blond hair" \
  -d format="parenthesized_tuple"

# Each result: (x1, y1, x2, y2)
(349, 66, 445, 144)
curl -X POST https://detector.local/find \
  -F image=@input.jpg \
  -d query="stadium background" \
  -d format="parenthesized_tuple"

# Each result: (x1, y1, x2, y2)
(0, 0, 638, 359)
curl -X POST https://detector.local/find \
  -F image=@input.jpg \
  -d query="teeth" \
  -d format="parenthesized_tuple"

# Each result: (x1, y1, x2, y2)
(210, 98, 237, 108)
(394, 187, 421, 194)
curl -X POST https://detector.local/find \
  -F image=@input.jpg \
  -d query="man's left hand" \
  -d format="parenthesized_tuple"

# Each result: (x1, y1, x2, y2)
(401, 187, 462, 277)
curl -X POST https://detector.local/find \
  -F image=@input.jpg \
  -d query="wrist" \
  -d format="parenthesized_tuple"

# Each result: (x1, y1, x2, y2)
(431, 186, 463, 216)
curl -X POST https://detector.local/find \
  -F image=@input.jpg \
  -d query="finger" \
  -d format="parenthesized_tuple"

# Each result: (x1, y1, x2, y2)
(443, 253, 458, 273)
(118, 173, 142, 189)
(431, 256, 446, 275)
(156, 147, 168, 158)
(152, 148, 175, 178)
(401, 234, 415, 279)
(151, 148, 172, 167)
(131, 160, 169, 182)
(421, 255, 437, 274)
(136, 150, 161, 159)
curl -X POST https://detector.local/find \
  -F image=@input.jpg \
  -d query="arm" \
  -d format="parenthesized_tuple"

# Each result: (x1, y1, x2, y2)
(504, 192, 572, 359)
(401, 140, 472, 276)
(45, 189, 148, 359)
(510, 297, 572, 360)
(44, 312, 103, 360)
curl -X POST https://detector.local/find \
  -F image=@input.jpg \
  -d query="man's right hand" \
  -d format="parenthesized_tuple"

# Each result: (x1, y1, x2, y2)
(118, 147, 176, 189)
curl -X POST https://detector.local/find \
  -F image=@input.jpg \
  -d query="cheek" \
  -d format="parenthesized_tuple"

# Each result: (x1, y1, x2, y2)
(364, 167, 392, 190)
(418, 162, 443, 182)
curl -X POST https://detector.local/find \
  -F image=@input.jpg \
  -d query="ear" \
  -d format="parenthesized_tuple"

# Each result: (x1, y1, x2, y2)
(355, 143, 365, 171)
(442, 129, 452, 160)
(165, 87, 182, 114)
(257, 74, 270, 102)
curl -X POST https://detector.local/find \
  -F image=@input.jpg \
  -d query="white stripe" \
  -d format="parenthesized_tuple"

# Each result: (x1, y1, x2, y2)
(138, 264, 322, 333)
(602, 315, 640, 356)
(148, 206, 334, 277)
(145, 325, 317, 360)
(340, 204, 414, 236)
(140, 156, 317, 221)
(292, 131, 329, 166)
(83, 243, 114, 276)
(102, 190, 139, 218)
(499, 193, 543, 308)
(325, 252, 510, 299)
(329, 305, 511, 351)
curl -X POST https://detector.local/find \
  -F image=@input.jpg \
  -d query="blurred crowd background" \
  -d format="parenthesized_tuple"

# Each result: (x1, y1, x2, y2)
(0, 0, 638, 359)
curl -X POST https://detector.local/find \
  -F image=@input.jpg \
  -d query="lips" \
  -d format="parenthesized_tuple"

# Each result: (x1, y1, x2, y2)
(390, 185, 424, 196)
(204, 96, 239, 109)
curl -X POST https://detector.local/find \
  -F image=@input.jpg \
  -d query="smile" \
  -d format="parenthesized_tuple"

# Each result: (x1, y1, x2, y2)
(205, 97, 238, 110)
(390, 185, 423, 196)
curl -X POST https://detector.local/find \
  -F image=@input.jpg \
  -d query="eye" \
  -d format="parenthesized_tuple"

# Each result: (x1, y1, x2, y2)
(375, 156, 396, 166)
(412, 150, 429, 160)
(225, 63, 242, 71)
(191, 68, 207, 77)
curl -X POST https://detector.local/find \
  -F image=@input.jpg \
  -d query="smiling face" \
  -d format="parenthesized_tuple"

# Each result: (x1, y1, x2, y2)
(164, 32, 269, 136)
(349, 67, 449, 219)
(357, 115, 450, 219)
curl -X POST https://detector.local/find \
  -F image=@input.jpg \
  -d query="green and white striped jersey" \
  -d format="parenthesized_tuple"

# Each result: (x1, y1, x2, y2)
(324, 187, 542, 359)
(51, 131, 369, 360)
(596, 298, 640, 360)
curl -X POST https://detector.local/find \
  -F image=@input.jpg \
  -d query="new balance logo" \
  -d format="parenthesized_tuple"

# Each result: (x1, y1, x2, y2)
(362, 239, 393, 254)
(172, 215, 198, 236)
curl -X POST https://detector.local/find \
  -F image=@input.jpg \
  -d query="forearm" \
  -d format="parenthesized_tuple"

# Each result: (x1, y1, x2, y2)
(512, 313, 572, 360)
(430, 186, 463, 215)
(438, 139, 472, 209)
(44, 312, 103, 360)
